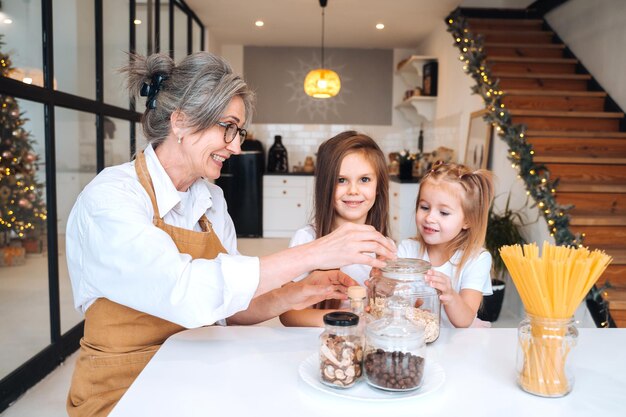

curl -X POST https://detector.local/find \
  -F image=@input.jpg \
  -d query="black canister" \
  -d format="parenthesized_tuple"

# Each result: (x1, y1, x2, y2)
(267, 135, 289, 173)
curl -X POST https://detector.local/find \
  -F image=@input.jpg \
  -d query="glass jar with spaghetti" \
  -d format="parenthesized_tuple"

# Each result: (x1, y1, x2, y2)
(516, 313, 578, 397)
(368, 258, 440, 343)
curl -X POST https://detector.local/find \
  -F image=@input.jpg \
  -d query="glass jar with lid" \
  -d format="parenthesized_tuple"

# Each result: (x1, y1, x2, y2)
(319, 312, 363, 389)
(364, 297, 427, 391)
(368, 258, 440, 343)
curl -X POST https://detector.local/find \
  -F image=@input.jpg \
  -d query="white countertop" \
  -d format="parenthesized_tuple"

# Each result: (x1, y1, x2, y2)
(110, 326, 626, 417)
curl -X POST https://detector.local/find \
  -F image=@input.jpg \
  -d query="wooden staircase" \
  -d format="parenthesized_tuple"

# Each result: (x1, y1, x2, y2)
(468, 17, 626, 327)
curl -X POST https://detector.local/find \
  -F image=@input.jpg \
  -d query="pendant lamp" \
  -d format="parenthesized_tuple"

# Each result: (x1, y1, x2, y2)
(304, 0, 341, 98)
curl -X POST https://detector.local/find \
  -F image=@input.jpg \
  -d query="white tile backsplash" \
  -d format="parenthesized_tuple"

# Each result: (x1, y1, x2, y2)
(250, 123, 438, 171)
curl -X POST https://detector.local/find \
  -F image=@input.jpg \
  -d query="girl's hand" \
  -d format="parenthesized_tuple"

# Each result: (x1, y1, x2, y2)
(424, 269, 456, 305)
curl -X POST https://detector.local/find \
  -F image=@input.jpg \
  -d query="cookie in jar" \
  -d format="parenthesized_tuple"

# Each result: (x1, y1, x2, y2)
(319, 312, 363, 389)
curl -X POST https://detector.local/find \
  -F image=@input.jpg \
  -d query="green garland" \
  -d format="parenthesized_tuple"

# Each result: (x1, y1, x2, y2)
(445, 9, 582, 247)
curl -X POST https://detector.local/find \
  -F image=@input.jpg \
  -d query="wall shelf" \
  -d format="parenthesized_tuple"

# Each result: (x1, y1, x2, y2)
(395, 96, 436, 123)
(396, 55, 437, 87)
(395, 55, 438, 124)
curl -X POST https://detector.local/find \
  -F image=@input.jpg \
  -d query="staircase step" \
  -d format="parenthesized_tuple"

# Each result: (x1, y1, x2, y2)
(570, 214, 626, 226)
(535, 156, 626, 164)
(488, 57, 578, 74)
(530, 137, 626, 159)
(557, 183, 626, 193)
(547, 163, 626, 188)
(495, 72, 591, 90)
(597, 264, 626, 288)
(503, 90, 606, 111)
(557, 192, 626, 216)
(479, 29, 555, 44)
(570, 225, 626, 247)
(467, 18, 544, 31)
(511, 110, 623, 131)
(591, 245, 626, 264)
(609, 309, 626, 327)
(526, 130, 626, 138)
(604, 288, 626, 310)
(483, 42, 566, 58)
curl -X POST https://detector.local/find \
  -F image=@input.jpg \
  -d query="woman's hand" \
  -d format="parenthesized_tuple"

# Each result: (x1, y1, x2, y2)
(280, 270, 359, 311)
(309, 223, 397, 270)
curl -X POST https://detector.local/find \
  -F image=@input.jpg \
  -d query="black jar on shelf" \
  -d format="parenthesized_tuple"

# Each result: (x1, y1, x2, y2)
(267, 135, 289, 173)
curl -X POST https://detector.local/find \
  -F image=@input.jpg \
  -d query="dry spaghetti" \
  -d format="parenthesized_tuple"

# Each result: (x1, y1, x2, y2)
(500, 242, 612, 397)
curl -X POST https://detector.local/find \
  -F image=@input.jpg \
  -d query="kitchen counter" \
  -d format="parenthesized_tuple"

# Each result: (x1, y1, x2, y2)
(110, 326, 626, 417)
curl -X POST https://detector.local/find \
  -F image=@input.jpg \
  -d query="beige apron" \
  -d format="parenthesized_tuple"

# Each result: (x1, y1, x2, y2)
(67, 152, 227, 417)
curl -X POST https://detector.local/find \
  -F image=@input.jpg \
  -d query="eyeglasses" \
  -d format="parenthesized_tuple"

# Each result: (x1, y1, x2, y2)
(216, 121, 247, 145)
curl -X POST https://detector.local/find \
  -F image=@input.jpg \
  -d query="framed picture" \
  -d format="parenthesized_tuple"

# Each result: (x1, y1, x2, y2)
(464, 109, 492, 170)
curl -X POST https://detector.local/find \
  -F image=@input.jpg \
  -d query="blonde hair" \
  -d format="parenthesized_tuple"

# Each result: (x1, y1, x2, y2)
(415, 161, 494, 276)
(120, 52, 254, 148)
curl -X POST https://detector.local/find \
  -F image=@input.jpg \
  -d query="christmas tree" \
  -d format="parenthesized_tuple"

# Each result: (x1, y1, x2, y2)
(0, 39, 47, 245)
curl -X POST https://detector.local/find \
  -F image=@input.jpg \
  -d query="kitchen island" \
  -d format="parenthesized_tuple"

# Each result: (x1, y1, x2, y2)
(110, 325, 626, 417)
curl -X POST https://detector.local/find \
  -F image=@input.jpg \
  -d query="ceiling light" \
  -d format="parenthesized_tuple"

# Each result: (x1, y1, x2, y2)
(376, 23, 384, 30)
(3, 18, 12, 24)
(255, 20, 264, 27)
(134, 19, 142, 25)
(304, 0, 340, 99)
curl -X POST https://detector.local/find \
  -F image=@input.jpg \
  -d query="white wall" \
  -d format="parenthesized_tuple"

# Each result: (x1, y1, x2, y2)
(546, 0, 626, 111)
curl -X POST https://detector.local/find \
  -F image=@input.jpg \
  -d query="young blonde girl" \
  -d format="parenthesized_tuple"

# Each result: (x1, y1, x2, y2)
(397, 161, 495, 328)
(280, 131, 390, 327)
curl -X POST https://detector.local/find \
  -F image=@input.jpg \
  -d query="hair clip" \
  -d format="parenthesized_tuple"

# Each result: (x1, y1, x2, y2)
(140, 73, 168, 109)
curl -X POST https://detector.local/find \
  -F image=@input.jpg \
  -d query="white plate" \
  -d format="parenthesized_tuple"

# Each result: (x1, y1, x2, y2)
(298, 353, 445, 402)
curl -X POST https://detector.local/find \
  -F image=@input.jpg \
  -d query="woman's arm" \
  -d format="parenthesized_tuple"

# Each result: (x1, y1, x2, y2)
(255, 222, 396, 297)
(227, 270, 358, 325)
(279, 308, 337, 327)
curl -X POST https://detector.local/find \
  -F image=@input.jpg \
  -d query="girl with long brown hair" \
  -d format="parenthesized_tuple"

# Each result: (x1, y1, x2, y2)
(280, 131, 391, 327)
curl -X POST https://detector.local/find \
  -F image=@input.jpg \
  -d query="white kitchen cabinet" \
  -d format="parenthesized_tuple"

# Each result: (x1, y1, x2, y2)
(389, 180, 420, 243)
(263, 175, 314, 238)
(395, 55, 437, 123)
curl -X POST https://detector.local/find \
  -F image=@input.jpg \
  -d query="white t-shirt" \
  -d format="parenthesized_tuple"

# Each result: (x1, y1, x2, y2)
(66, 144, 260, 328)
(289, 225, 372, 309)
(397, 239, 493, 328)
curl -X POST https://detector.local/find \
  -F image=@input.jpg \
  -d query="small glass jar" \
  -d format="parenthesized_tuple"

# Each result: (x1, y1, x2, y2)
(368, 258, 440, 343)
(364, 297, 426, 391)
(319, 312, 363, 389)
(516, 313, 578, 397)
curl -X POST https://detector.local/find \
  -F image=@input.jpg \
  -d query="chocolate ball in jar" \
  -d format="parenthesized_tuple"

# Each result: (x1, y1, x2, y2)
(364, 297, 426, 391)
(319, 312, 363, 389)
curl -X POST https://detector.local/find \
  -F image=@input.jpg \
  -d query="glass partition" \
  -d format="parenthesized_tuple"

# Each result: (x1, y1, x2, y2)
(0, 99, 49, 379)
(1, 0, 44, 87)
(53, 0, 96, 99)
(104, 118, 132, 167)
(192, 20, 202, 53)
(55, 107, 97, 334)
(174, 4, 187, 61)
(103, 0, 131, 108)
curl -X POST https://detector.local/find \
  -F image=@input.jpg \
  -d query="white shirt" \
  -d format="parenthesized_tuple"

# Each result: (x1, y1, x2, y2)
(397, 239, 493, 327)
(66, 144, 260, 328)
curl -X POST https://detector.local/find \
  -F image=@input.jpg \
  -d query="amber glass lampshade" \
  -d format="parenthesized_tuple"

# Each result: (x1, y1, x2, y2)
(304, 68, 341, 98)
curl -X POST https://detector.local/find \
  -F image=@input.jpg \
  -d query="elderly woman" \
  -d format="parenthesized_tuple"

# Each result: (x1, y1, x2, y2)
(65, 52, 395, 416)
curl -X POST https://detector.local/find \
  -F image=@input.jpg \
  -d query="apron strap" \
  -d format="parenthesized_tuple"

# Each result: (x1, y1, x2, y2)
(134, 151, 162, 220)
